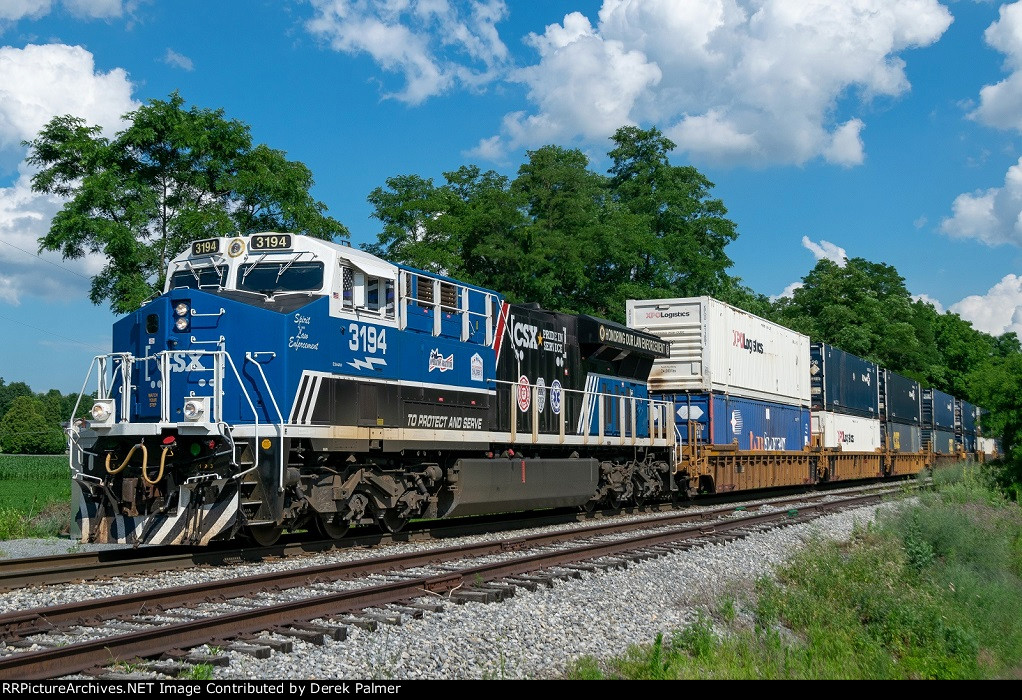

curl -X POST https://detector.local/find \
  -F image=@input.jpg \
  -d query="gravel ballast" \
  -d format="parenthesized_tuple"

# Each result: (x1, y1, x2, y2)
(0, 493, 901, 680)
(206, 503, 887, 680)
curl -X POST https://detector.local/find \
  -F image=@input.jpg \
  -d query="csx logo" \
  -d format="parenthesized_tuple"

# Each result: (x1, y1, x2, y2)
(513, 319, 539, 349)
(733, 330, 764, 354)
(169, 353, 206, 372)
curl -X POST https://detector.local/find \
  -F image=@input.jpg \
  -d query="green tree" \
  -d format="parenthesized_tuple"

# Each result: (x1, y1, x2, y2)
(25, 92, 348, 313)
(0, 379, 34, 421)
(0, 396, 65, 455)
(607, 126, 739, 302)
(366, 127, 742, 322)
(772, 258, 924, 377)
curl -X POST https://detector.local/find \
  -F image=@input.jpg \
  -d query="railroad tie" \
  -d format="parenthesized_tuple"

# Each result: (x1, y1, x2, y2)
(275, 628, 326, 645)
(184, 653, 231, 666)
(289, 621, 348, 641)
(239, 636, 294, 653)
(328, 616, 379, 632)
(227, 643, 272, 659)
(400, 602, 445, 614)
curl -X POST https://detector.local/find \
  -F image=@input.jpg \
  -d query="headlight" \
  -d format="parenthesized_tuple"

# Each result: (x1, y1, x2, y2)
(174, 302, 189, 317)
(175, 317, 190, 332)
(182, 398, 207, 422)
(90, 399, 114, 425)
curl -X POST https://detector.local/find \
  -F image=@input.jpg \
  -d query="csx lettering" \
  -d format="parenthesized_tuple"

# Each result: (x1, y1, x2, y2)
(733, 331, 764, 354)
(513, 319, 539, 349)
(170, 353, 205, 372)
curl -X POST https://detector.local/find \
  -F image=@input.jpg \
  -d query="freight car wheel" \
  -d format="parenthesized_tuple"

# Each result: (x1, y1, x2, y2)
(246, 524, 283, 547)
(379, 510, 408, 534)
(314, 515, 350, 540)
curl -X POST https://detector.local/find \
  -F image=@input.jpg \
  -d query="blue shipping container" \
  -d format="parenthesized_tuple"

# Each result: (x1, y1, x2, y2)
(659, 393, 810, 450)
(923, 388, 955, 430)
(810, 342, 879, 418)
(960, 400, 978, 434)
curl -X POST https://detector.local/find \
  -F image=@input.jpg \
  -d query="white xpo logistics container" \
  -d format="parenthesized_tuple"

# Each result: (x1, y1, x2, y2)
(626, 296, 811, 406)
(811, 411, 882, 451)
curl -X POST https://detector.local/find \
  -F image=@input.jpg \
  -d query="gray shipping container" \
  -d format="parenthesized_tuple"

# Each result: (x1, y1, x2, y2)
(887, 421, 922, 453)
(923, 428, 956, 454)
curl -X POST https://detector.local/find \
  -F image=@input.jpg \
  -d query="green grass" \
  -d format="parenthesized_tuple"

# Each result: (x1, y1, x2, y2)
(0, 455, 71, 540)
(568, 465, 1022, 680)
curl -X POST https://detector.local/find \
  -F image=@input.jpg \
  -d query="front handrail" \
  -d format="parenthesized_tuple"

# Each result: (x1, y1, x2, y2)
(246, 352, 285, 493)
(72, 349, 285, 489)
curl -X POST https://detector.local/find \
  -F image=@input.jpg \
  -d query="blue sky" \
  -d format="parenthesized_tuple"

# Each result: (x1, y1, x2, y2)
(0, 0, 1020, 393)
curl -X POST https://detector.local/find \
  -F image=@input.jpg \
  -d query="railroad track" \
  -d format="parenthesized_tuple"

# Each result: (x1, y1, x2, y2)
(0, 479, 910, 592)
(0, 484, 909, 680)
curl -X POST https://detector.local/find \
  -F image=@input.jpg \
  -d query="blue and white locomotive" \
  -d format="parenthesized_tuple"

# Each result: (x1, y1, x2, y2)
(69, 233, 676, 545)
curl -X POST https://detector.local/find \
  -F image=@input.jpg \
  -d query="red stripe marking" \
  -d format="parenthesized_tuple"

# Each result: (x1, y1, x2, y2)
(493, 301, 509, 359)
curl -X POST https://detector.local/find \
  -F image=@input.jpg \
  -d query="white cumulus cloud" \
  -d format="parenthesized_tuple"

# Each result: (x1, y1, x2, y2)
(941, 156, 1022, 246)
(770, 281, 803, 302)
(801, 235, 848, 267)
(913, 293, 945, 313)
(944, 3, 1022, 247)
(0, 0, 125, 26)
(0, 44, 135, 151)
(306, 0, 509, 104)
(0, 44, 137, 306)
(950, 274, 1022, 336)
(474, 0, 951, 164)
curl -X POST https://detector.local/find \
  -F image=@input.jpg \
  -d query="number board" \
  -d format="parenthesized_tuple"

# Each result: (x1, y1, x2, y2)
(191, 238, 220, 256)
(250, 234, 293, 251)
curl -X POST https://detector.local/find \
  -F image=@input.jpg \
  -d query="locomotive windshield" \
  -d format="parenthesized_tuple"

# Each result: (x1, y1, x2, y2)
(236, 260, 324, 295)
(168, 263, 227, 290)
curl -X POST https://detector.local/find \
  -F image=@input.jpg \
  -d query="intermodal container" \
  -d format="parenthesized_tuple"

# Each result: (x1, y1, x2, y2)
(959, 400, 978, 434)
(883, 371, 921, 424)
(662, 393, 810, 450)
(922, 388, 955, 430)
(978, 437, 999, 455)
(809, 343, 879, 418)
(627, 297, 810, 405)
(810, 411, 882, 451)
(886, 420, 922, 453)
(923, 428, 956, 454)
(959, 433, 977, 452)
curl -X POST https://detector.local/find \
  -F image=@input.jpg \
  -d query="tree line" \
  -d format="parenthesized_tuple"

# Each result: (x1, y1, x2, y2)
(0, 379, 89, 454)
(14, 93, 1022, 497)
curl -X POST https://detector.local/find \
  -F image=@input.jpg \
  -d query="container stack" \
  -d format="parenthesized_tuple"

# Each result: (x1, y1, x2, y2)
(922, 388, 956, 454)
(808, 342, 882, 451)
(957, 400, 979, 453)
(626, 296, 810, 450)
(881, 370, 922, 452)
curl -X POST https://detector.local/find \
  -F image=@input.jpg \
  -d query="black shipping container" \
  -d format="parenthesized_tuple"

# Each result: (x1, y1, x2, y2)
(883, 370, 921, 424)
(922, 388, 955, 430)
(809, 342, 879, 418)
(960, 400, 978, 435)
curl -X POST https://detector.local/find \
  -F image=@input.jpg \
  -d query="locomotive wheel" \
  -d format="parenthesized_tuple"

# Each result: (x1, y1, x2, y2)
(314, 515, 350, 540)
(246, 524, 283, 547)
(378, 510, 408, 534)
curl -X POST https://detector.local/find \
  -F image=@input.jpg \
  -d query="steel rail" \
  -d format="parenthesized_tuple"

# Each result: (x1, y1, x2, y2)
(0, 482, 907, 592)
(0, 490, 891, 679)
